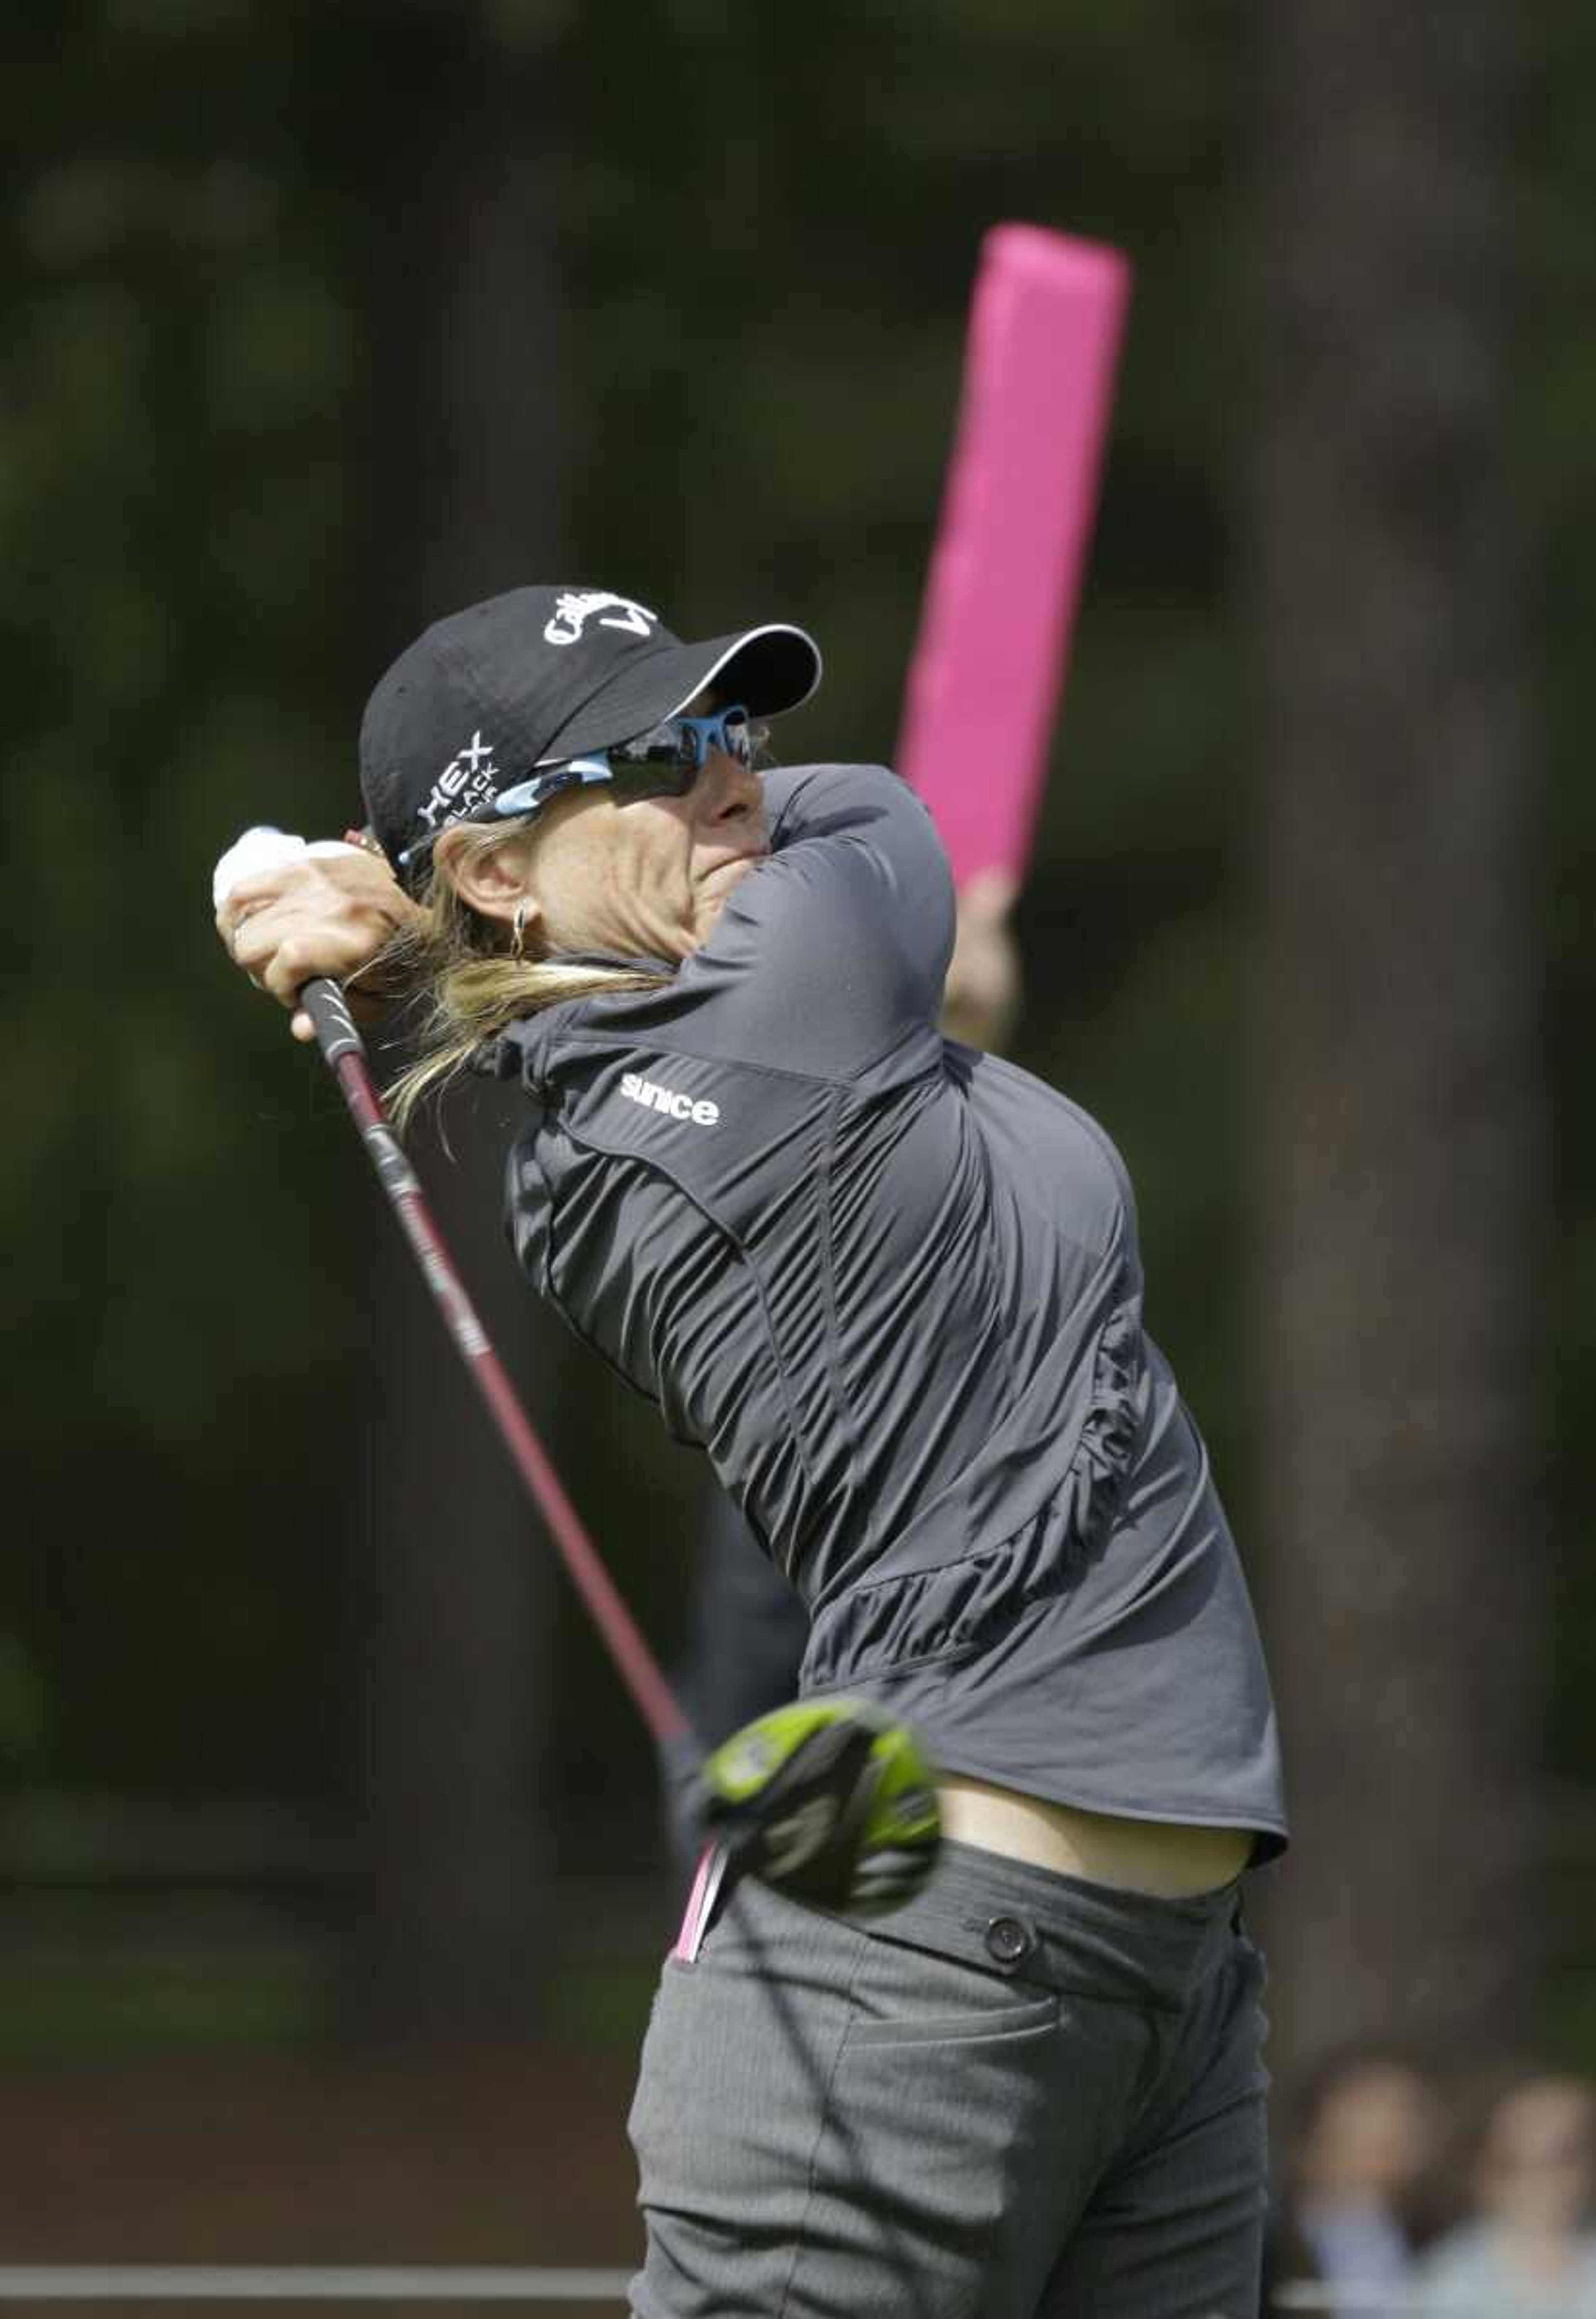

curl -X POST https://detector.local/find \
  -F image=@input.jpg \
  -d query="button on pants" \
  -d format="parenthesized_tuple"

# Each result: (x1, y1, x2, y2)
(627, 1838, 1270, 2317)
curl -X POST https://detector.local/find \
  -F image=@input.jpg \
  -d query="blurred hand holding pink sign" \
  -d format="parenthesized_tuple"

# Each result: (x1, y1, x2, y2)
(898, 223, 1130, 889)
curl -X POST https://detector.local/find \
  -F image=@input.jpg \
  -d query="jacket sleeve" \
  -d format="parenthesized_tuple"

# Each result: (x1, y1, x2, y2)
(670, 763, 956, 1081)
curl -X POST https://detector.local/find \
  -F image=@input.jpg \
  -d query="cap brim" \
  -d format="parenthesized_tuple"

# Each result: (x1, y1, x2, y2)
(535, 623, 822, 765)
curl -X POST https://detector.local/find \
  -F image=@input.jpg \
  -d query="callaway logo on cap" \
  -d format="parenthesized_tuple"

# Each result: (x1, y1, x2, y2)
(359, 583, 822, 883)
(542, 590, 657, 646)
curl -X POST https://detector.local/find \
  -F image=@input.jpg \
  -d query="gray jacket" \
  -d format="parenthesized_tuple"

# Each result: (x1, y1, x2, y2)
(488, 764, 1286, 1851)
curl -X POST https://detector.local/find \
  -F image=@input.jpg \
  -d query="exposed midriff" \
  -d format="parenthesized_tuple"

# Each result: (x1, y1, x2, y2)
(937, 1775, 1253, 1898)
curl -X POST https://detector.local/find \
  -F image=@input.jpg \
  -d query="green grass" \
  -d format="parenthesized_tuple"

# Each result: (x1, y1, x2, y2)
(0, 1959, 327, 2061)
(0, 1951, 662, 2063)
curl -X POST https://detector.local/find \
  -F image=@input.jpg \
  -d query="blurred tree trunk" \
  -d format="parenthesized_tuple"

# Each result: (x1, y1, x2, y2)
(1251, 1, 1541, 2072)
(339, 0, 563, 2042)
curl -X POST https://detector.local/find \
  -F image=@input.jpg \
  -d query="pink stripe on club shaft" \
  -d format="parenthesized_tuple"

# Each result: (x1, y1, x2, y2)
(330, 1042, 691, 1752)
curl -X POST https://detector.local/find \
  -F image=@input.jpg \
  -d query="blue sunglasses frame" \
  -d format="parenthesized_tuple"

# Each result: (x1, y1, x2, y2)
(493, 704, 756, 821)
(398, 706, 757, 874)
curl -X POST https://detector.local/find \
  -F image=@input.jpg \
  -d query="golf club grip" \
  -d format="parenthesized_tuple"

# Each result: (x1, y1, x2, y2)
(300, 977, 692, 1751)
(300, 976, 369, 1066)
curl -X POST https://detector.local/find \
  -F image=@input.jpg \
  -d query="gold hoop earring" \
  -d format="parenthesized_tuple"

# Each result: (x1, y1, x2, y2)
(511, 900, 528, 959)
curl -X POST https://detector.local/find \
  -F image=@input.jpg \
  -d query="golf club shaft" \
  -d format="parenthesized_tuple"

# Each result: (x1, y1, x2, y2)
(300, 977, 691, 1752)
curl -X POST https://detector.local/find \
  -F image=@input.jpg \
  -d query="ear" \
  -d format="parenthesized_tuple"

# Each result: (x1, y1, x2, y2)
(434, 828, 541, 931)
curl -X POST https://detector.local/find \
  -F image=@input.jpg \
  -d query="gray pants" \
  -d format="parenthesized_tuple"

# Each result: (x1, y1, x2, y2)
(628, 1839, 1268, 2318)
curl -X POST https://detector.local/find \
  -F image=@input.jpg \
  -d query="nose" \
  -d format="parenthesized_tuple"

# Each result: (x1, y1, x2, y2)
(700, 746, 762, 823)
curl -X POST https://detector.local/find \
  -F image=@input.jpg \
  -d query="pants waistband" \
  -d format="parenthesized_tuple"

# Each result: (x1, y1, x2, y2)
(828, 1837, 1246, 2013)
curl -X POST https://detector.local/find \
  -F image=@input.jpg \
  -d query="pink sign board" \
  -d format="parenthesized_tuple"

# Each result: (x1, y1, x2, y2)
(898, 224, 1130, 888)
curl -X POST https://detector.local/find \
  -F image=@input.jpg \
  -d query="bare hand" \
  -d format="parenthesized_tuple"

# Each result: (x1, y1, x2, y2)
(940, 868, 1021, 1052)
(217, 847, 421, 1042)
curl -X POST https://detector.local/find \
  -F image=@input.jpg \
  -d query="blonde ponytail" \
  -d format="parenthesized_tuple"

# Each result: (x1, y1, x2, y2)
(378, 824, 670, 1130)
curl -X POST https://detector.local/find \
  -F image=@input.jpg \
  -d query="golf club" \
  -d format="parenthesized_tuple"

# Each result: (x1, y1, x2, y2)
(298, 973, 692, 1751)
(274, 952, 941, 1919)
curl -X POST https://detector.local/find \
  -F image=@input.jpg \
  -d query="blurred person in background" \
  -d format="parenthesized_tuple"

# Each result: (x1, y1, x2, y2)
(1419, 2075, 1596, 2315)
(1263, 2052, 1438, 2317)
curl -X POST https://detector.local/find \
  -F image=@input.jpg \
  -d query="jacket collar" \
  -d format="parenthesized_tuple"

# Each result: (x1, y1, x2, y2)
(477, 949, 677, 1088)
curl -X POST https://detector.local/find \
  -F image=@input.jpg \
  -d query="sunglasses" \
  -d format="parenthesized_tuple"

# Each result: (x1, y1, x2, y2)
(399, 706, 759, 875)
(493, 703, 757, 821)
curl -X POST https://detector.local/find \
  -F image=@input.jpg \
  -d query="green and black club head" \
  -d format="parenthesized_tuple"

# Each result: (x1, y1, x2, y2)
(694, 1696, 941, 1915)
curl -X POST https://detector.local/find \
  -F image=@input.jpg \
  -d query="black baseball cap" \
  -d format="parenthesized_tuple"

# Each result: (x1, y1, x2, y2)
(360, 584, 822, 882)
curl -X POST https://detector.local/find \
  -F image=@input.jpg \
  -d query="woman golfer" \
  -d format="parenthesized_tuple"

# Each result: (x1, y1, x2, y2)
(220, 584, 1287, 2319)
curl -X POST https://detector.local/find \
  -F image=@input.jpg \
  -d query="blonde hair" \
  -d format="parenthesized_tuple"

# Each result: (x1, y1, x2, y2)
(379, 823, 670, 1129)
